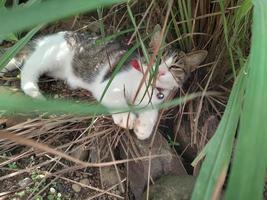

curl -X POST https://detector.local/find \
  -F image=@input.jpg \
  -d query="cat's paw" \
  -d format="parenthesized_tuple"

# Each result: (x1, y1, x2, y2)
(134, 119, 154, 140)
(112, 113, 136, 129)
(22, 82, 45, 100)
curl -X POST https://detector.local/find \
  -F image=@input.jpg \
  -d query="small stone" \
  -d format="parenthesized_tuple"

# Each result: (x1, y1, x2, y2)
(75, 171, 82, 177)
(36, 174, 45, 179)
(71, 146, 89, 161)
(16, 190, 26, 198)
(72, 184, 81, 192)
(79, 178, 89, 187)
(101, 166, 119, 187)
(18, 177, 31, 187)
(144, 175, 196, 200)
(82, 174, 89, 178)
(49, 187, 56, 194)
(87, 21, 100, 33)
(114, 189, 121, 195)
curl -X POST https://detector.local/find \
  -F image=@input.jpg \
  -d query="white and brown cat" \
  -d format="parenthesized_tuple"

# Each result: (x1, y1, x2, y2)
(0, 29, 207, 140)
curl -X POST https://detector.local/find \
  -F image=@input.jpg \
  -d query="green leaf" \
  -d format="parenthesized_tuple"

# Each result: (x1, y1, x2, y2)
(3, 33, 18, 42)
(191, 67, 246, 200)
(0, 25, 42, 71)
(225, 1, 267, 199)
(0, 86, 200, 116)
(0, 0, 126, 35)
(0, 87, 108, 115)
(0, 0, 6, 8)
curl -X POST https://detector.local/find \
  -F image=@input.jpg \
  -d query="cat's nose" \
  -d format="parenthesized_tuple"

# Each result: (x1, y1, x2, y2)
(158, 70, 166, 76)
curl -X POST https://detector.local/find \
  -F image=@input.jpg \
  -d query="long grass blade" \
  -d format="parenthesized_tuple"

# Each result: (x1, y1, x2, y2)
(219, 0, 237, 79)
(0, 86, 201, 116)
(225, 1, 267, 199)
(191, 67, 246, 200)
(0, 87, 108, 115)
(0, 0, 126, 35)
(0, 25, 42, 70)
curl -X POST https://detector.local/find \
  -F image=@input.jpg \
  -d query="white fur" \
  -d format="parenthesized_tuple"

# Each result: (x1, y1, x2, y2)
(1, 32, 179, 140)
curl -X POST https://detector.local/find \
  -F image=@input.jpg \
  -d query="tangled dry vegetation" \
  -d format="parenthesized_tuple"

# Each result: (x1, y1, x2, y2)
(0, 0, 249, 199)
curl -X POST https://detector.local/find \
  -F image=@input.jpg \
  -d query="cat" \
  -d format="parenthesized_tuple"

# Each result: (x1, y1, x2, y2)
(0, 30, 207, 140)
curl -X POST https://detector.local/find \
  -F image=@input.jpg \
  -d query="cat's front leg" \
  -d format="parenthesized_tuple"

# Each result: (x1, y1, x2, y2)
(22, 82, 45, 100)
(112, 112, 136, 129)
(99, 88, 137, 129)
(134, 109, 158, 140)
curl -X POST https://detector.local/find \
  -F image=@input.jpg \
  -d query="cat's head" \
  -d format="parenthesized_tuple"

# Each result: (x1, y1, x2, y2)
(149, 25, 208, 91)
(155, 50, 208, 90)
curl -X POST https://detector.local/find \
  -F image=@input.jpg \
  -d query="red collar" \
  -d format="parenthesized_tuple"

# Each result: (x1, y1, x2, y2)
(130, 59, 165, 99)
(130, 59, 142, 72)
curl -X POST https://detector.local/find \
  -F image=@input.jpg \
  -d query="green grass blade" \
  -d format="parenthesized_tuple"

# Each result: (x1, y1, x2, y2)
(0, 86, 201, 117)
(235, 0, 252, 25)
(219, 0, 237, 79)
(95, 28, 135, 46)
(97, 7, 105, 37)
(0, 87, 108, 115)
(0, 0, 126, 35)
(99, 43, 138, 102)
(225, 1, 267, 199)
(0, 0, 6, 8)
(0, 25, 42, 70)
(127, 3, 149, 63)
(99, 33, 153, 103)
(191, 67, 246, 200)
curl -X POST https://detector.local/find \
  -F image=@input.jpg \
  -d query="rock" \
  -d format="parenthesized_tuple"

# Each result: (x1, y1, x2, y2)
(18, 177, 31, 188)
(174, 115, 219, 161)
(79, 178, 89, 186)
(2, 116, 27, 128)
(87, 21, 101, 33)
(0, 118, 7, 129)
(49, 187, 56, 194)
(71, 145, 89, 161)
(72, 184, 81, 193)
(143, 175, 196, 200)
(101, 166, 119, 187)
(119, 131, 187, 200)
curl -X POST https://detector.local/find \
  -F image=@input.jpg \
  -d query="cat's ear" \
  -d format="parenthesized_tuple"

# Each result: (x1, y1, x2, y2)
(179, 50, 208, 72)
(149, 24, 162, 51)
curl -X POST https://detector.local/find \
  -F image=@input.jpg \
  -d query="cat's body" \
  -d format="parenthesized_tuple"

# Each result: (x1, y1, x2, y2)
(0, 31, 207, 140)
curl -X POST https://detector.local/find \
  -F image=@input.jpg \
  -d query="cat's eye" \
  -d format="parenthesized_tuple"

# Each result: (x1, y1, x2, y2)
(169, 65, 177, 70)
(169, 65, 186, 73)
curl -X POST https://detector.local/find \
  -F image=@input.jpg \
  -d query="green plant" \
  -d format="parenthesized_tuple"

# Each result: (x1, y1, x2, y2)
(167, 135, 180, 147)
(7, 161, 18, 169)
(191, 0, 267, 199)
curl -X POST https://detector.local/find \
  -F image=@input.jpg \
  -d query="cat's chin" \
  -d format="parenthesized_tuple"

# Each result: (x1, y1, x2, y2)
(135, 133, 151, 140)
(156, 78, 179, 90)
